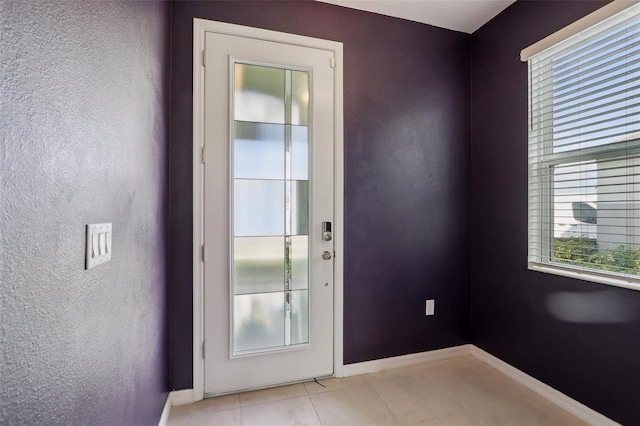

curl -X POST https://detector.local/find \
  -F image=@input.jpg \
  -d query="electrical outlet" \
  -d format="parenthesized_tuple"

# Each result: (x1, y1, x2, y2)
(425, 299, 435, 316)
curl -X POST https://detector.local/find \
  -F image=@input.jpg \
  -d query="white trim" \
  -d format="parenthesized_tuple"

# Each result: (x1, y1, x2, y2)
(192, 18, 206, 403)
(470, 346, 621, 426)
(170, 389, 196, 406)
(529, 263, 640, 292)
(194, 19, 344, 53)
(157, 389, 197, 425)
(157, 394, 171, 426)
(193, 18, 344, 399)
(332, 34, 345, 380)
(338, 345, 473, 377)
(520, 0, 639, 61)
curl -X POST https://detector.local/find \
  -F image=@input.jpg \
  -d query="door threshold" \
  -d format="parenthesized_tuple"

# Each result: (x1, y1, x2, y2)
(203, 374, 335, 398)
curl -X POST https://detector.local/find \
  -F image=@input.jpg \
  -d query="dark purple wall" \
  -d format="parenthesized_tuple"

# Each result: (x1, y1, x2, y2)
(471, 1, 640, 424)
(1, 1, 170, 425)
(170, 1, 471, 389)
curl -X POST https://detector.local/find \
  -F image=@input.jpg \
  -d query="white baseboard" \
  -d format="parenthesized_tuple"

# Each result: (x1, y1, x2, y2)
(171, 388, 195, 406)
(158, 394, 171, 426)
(157, 389, 196, 426)
(470, 346, 620, 426)
(338, 344, 473, 377)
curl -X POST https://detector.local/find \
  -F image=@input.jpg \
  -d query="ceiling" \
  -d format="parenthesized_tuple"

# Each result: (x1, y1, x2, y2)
(316, 0, 517, 34)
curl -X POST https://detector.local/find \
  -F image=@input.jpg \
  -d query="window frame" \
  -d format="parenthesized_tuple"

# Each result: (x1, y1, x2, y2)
(525, 3, 640, 292)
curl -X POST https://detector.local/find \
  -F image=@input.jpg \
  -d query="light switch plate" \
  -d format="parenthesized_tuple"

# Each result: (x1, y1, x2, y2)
(86, 223, 112, 269)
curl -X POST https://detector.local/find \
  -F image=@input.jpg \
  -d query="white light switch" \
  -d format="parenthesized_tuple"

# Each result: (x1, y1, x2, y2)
(92, 234, 99, 258)
(98, 232, 105, 255)
(86, 223, 112, 269)
(105, 232, 111, 254)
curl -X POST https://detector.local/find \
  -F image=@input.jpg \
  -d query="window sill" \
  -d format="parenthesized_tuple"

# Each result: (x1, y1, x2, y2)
(528, 262, 640, 292)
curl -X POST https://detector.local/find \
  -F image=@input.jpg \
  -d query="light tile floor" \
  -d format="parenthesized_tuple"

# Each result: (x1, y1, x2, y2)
(167, 355, 588, 426)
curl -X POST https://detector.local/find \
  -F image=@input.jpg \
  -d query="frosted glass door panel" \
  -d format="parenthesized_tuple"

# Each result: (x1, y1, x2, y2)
(234, 122, 285, 180)
(291, 126, 308, 180)
(291, 71, 309, 126)
(291, 290, 309, 345)
(235, 64, 285, 124)
(234, 292, 285, 352)
(231, 62, 311, 355)
(290, 236, 308, 290)
(234, 180, 285, 236)
(288, 181, 309, 236)
(234, 237, 285, 295)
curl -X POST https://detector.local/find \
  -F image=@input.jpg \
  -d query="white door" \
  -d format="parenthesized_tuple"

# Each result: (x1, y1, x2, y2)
(203, 30, 336, 395)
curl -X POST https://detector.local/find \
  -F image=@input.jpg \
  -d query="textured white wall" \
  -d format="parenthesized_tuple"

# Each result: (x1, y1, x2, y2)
(0, 1, 170, 424)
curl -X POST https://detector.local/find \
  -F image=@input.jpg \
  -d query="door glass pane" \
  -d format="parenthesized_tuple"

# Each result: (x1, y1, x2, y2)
(234, 122, 285, 180)
(234, 292, 285, 352)
(288, 180, 309, 236)
(234, 180, 284, 237)
(291, 290, 309, 344)
(231, 63, 310, 355)
(234, 64, 285, 124)
(290, 236, 308, 290)
(291, 126, 308, 180)
(234, 237, 285, 295)
(291, 71, 309, 126)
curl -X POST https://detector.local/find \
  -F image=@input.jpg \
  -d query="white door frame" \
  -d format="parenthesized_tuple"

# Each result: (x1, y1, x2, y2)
(192, 18, 344, 401)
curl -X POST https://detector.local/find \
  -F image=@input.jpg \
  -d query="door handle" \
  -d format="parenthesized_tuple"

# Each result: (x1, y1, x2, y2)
(322, 251, 332, 260)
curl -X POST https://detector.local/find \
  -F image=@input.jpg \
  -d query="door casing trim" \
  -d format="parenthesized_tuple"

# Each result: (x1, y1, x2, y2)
(192, 18, 344, 401)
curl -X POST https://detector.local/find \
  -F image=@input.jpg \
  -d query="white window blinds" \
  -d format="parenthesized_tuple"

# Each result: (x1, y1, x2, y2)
(527, 2, 640, 285)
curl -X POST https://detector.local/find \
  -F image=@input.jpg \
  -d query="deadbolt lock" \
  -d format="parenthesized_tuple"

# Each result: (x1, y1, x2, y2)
(322, 221, 332, 241)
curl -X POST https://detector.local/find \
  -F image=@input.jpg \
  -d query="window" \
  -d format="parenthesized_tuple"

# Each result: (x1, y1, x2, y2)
(526, 3, 640, 289)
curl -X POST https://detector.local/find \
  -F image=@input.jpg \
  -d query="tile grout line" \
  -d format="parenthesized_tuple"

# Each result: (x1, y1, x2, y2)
(306, 392, 326, 426)
(362, 374, 408, 425)
(419, 362, 551, 426)
(365, 381, 405, 425)
(369, 365, 487, 426)
(417, 364, 488, 424)
(238, 385, 320, 426)
(421, 364, 494, 423)
(302, 380, 325, 426)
